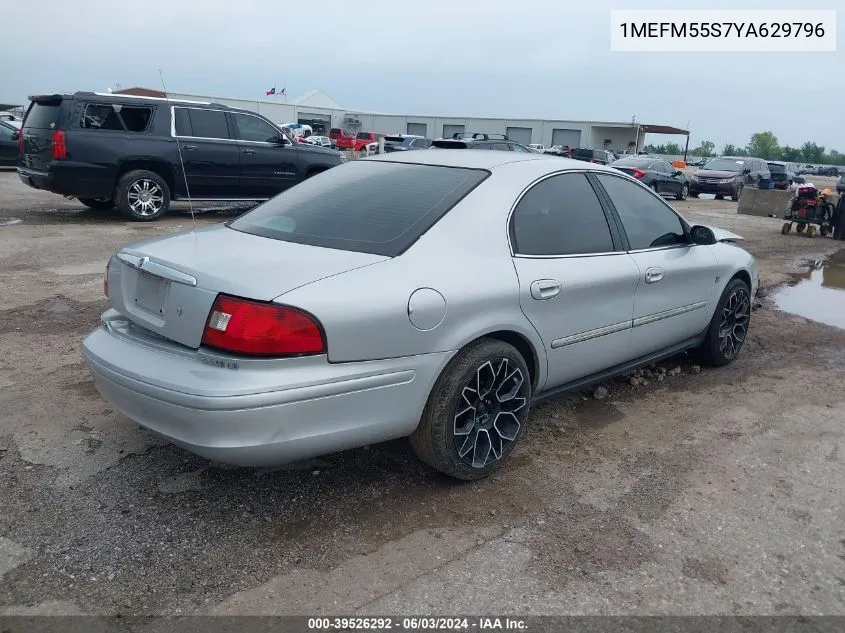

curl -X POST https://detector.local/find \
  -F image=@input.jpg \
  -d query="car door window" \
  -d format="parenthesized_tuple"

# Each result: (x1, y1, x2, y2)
(512, 144, 531, 153)
(233, 114, 280, 143)
(596, 174, 687, 250)
(510, 173, 615, 256)
(185, 109, 229, 139)
(0, 124, 15, 140)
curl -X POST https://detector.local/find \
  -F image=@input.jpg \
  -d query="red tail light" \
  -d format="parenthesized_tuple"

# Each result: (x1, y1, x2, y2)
(51, 131, 67, 160)
(201, 295, 325, 357)
(629, 169, 645, 179)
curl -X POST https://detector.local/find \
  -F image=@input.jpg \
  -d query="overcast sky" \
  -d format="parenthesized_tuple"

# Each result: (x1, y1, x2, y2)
(2, 0, 841, 151)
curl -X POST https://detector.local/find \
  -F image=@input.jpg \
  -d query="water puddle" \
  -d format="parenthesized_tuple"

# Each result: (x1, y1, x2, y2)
(774, 250, 845, 329)
(0, 218, 22, 226)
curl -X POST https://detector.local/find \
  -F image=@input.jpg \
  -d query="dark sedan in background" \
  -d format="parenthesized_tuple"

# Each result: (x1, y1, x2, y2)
(689, 156, 770, 201)
(0, 120, 20, 167)
(612, 156, 689, 200)
(382, 134, 432, 152)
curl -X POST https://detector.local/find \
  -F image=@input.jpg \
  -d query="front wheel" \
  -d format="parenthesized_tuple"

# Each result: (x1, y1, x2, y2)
(116, 170, 170, 221)
(676, 184, 689, 200)
(693, 278, 751, 366)
(78, 197, 115, 211)
(410, 339, 531, 480)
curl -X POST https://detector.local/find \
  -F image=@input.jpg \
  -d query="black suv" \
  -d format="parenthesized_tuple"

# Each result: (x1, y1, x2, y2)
(17, 92, 345, 221)
(570, 147, 617, 165)
(431, 133, 533, 152)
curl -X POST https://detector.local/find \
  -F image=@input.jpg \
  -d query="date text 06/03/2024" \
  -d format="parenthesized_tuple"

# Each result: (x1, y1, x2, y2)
(306, 616, 528, 630)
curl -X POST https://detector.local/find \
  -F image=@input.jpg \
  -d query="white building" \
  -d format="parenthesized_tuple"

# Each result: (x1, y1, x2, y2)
(162, 88, 688, 154)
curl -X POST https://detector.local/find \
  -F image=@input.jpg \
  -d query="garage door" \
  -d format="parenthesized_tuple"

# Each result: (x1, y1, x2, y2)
(298, 113, 331, 135)
(407, 122, 428, 137)
(506, 127, 532, 146)
(442, 124, 465, 140)
(551, 128, 581, 148)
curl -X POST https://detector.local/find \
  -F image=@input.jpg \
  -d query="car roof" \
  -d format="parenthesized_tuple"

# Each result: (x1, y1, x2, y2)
(361, 148, 620, 173)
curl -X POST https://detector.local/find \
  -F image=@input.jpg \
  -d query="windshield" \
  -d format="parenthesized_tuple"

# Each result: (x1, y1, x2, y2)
(228, 161, 489, 257)
(703, 158, 746, 172)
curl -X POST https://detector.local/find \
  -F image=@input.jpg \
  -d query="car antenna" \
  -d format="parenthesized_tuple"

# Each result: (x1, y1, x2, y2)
(158, 69, 195, 231)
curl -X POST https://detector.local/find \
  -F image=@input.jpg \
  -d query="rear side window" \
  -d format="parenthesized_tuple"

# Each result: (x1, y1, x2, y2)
(228, 161, 489, 257)
(23, 103, 63, 129)
(175, 108, 229, 139)
(356, 132, 371, 140)
(80, 104, 152, 132)
(510, 173, 614, 256)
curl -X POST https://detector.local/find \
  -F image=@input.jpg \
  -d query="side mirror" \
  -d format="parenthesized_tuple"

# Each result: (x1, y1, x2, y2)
(674, 170, 683, 176)
(690, 225, 716, 245)
(743, 167, 751, 174)
(277, 136, 291, 146)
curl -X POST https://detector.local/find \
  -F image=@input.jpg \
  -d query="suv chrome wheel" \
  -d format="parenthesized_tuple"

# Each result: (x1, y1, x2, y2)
(128, 179, 165, 217)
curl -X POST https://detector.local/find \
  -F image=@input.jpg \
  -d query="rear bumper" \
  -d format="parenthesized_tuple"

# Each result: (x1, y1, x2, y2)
(81, 314, 453, 466)
(18, 163, 116, 198)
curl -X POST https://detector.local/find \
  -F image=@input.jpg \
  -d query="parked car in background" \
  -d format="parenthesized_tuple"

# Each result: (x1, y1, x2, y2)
(689, 156, 770, 201)
(544, 145, 573, 158)
(351, 131, 386, 152)
(570, 147, 617, 165)
(282, 123, 312, 138)
(528, 144, 545, 152)
(687, 157, 709, 167)
(431, 133, 533, 152)
(0, 119, 21, 167)
(801, 165, 816, 175)
(82, 150, 758, 480)
(817, 166, 840, 177)
(766, 161, 798, 190)
(17, 91, 345, 221)
(306, 135, 334, 148)
(612, 156, 690, 200)
(837, 175, 845, 195)
(382, 134, 432, 152)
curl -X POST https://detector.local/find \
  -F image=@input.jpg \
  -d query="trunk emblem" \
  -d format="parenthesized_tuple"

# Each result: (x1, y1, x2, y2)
(176, 307, 183, 316)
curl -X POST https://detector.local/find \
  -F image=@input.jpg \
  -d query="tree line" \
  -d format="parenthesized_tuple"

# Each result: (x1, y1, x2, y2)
(643, 132, 844, 166)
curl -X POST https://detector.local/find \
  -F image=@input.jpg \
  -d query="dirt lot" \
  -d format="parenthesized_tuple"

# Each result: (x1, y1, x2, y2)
(0, 170, 844, 617)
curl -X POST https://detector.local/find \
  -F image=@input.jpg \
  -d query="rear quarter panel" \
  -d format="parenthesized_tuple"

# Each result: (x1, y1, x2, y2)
(276, 163, 548, 385)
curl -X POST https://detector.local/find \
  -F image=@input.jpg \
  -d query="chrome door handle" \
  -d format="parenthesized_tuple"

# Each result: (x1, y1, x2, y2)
(242, 149, 256, 155)
(645, 267, 665, 284)
(182, 145, 197, 151)
(530, 279, 562, 300)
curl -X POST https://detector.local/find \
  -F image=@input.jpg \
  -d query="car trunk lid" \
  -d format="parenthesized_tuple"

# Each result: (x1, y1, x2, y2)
(20, 95, 67, 172)
(107, 224, 388, 349)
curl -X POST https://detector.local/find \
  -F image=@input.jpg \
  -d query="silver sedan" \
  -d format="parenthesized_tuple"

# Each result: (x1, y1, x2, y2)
(82, 150, 758, 480)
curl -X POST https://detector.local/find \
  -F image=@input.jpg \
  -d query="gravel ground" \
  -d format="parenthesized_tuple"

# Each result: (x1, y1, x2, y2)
(0, 170, 844, 617)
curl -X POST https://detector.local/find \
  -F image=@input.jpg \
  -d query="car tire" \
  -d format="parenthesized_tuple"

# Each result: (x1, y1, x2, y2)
(410, 339, 532, 480)
(731, 184, 743, 202)
(78, 197, 115, 211)
(116, 170, 170, 221)
(676, 184, 689, 200)
(692, 278, 751, 367)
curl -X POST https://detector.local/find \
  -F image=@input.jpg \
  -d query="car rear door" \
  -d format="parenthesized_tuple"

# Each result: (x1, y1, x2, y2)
(229, 111, 298, 197)
(510, 171, 640, 390)
(657, 160, 682, 195)
(594, 173, 722, 359)
(172, 107, 240, 198)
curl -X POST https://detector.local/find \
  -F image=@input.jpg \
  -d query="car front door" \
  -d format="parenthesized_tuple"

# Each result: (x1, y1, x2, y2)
(173, 107, 240, 198)
(658, 161, 682, 195)
(230, 112, 298, 198)
(510, 172, 640, 390)
(594, 173, 722, 359)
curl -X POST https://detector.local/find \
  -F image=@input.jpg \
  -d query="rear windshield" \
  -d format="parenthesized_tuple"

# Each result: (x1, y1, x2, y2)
(385, 136, 405, 142)
(356, 132, 372, 139)
(24, 102, 63, 129)
(767, 163, 786, 173)
(614, 158, 654, 168)
(228, 161, 490, 257)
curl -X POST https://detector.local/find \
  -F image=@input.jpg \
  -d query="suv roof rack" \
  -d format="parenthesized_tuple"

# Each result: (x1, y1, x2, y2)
(451, 132, 509, 141)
